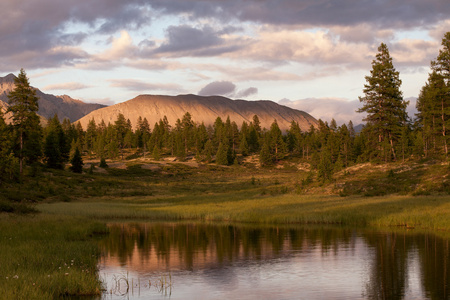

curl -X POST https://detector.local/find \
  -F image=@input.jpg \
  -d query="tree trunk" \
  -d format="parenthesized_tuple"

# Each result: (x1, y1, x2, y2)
(442, 98, 448, 157)
(19, 130, 23, 175)
(389, 133, 396, 161)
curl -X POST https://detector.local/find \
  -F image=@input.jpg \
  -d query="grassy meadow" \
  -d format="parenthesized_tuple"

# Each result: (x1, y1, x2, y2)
(0, 214, 107, 299)
(1, 157, 450, 298)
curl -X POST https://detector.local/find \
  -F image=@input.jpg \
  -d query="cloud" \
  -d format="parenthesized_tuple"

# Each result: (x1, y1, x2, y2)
(43, 82, 91, 91)
(109, 79, 184, 93)
(198, 81, 258, 98)
(225, 28, 374, 68)
(0, 0, 152, 72)
(0, 46, 89, 71)
(236, 87, 258, 98)
(198, 81, 236, 96)
(153, 25, 247, 57)
(157, 25, 223, 53)
(96, 31, 138, 61)
(85, 97, 116, 106)
(391, 39, 439, 67)
(148, 0, 450, 29)
(280, 97, 418, 125)
(279, 98, 364, 125)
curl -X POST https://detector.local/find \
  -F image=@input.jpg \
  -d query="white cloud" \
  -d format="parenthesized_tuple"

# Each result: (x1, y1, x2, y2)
(95, 30, 137, 61)
(279, 98, 364, 125)
(43, 82, 91, 91)
(109, 78, 184, 93)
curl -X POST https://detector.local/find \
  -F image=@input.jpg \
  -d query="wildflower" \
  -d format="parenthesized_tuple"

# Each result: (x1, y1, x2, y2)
(13, 275, 19, 279)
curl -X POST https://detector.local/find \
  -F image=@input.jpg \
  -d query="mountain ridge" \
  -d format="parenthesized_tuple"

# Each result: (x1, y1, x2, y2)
(0, 73, 106, 122)
(76, 94, 318, 132)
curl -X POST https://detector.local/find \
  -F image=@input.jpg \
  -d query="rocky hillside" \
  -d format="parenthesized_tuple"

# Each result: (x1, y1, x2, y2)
(77, 94, 318, 132)
(0, 74, 105, 122)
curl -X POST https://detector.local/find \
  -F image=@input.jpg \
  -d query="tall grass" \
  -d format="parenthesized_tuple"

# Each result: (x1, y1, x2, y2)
(38, 194, 450, 231)
(0, 214, 108, 299)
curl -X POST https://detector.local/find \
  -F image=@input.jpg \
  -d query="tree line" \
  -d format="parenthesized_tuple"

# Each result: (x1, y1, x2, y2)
(1, 32, 449, 184)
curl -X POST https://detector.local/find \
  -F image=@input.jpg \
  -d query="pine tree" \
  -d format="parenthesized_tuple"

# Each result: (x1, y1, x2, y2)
(0, 110, 17, 181)
(44, 115, 67, 169)
(44, 130, 63, 169)
(357, 43, 408, 161)
(203, 139, 213, 163)
(181, 112, 195, 154)
(7, 69, 42, 174)
(215, 142, 229, 165)
(239, 135, 249, 156)
(430, 32, 450, 157)
(70, 147, 84, 173)
(267, 120, 286, 161)
(317, 146, 333, 183)
(259, 138, 273, 166)
(114, 113, 128, 159)
(85, 118, 97, 157)
(195, 122, 209, 156)
(247, 124, 260, 154)
(152, 145, 160, 161)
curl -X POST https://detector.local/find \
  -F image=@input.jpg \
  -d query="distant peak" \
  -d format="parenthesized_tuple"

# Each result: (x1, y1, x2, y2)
(1, 73, 17, 83)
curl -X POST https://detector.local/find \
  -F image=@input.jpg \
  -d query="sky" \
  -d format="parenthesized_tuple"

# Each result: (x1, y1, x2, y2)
(1, 0, 450, 124)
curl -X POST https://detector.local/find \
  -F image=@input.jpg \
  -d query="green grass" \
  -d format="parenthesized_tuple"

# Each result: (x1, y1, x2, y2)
(38, 194, 450, 231)
(20, 159, 449, 231)
(1, 158, 450, 298)
(0, 214, 108, 299)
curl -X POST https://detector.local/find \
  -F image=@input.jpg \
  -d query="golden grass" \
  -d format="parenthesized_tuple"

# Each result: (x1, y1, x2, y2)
(38, 194, 450, 231)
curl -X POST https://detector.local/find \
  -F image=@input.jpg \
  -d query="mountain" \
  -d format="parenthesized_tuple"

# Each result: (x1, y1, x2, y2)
(76, 94, 318, 132)
(0, 73, 106, 122)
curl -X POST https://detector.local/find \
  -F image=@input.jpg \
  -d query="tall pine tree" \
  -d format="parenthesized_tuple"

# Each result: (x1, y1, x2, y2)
(431, 32, 450, 157)
(357, 43, 408, 161)
(7, 69, 42, 174)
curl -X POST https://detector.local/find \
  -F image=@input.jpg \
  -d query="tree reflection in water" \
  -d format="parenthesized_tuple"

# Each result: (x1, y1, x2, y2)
(99, 223, 449, 300)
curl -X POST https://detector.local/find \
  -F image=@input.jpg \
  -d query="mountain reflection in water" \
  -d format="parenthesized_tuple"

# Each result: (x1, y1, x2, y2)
(99, 223, 449, 300)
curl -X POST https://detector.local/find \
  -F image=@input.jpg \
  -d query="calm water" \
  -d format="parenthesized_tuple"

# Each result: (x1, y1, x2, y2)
(98, 223, 449, 300)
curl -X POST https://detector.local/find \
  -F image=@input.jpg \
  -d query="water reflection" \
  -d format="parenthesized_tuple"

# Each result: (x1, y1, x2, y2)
(99, 223, 449, 299)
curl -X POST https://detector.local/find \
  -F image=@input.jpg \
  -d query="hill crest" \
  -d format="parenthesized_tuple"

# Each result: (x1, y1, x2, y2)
(77, 94, 318, 132)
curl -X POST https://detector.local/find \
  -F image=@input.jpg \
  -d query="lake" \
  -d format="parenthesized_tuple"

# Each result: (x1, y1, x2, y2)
(98, 223, 449, 299)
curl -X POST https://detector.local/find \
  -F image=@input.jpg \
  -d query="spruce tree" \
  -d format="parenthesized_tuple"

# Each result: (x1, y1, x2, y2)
(357, 43, 408, 161)
(0, 110, 17, 181)
(152, 145, 160, 161)
(85, 118, 97, 157)
(259, 139, 273, 166)
(268, 120, 286, 161)
(114, 113, 128, 159)
(203, 139, 213, 163)
(44, 115, 66, 169)
(44, 130, 63, 169)
(215, 142, 229, 165)
(70, 147, 83, 173)
(7, 69, 42, 174)
(430, 32, 450, 157)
